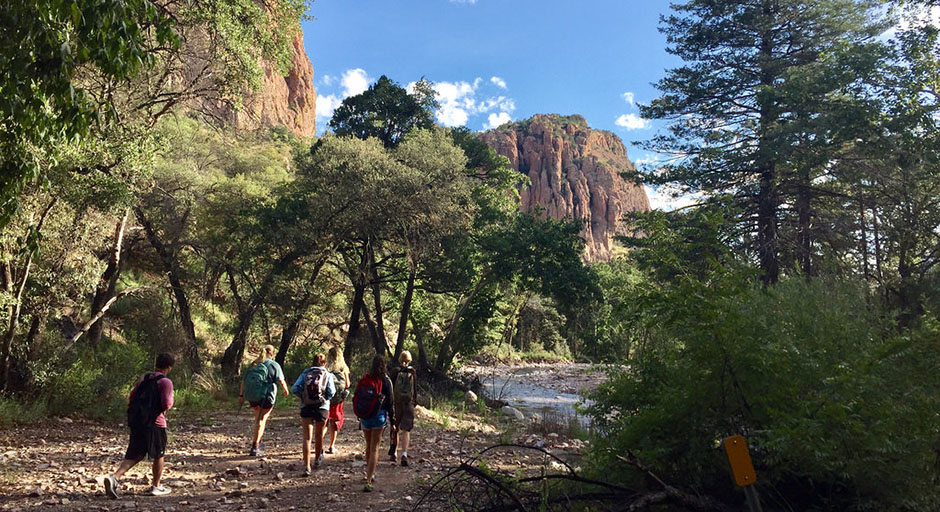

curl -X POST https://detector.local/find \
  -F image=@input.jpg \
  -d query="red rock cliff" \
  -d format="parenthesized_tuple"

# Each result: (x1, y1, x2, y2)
(235, 31, 317, 137)
(481, 114, 650, 262)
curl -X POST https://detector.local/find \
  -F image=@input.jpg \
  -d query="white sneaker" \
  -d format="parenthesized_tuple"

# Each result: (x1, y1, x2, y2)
(150, 484, 171, 496)
(103, 475, 120, 499)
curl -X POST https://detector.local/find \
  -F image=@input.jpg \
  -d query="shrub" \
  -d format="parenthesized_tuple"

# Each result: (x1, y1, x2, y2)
(586, 276, 940, 511)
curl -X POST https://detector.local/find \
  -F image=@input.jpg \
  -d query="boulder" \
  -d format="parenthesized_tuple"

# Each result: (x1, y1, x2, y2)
(501, 406, 525, 422)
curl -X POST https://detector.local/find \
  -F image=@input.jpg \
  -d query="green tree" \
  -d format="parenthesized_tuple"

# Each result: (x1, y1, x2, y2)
(329, 76, 436, 148)
(641, 0, 885, 284)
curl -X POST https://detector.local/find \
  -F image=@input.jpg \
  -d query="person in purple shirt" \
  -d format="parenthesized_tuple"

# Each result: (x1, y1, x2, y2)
(103, 353, 175, 498)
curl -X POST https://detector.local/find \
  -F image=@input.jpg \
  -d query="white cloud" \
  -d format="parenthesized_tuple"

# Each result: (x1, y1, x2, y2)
(490, 76, 507, 89)
(622, 92, 635, 106)
(340, 68, 371, 98)
(615, 113, 650, 130)
(484, 112, 512, 129)
(314, 68, 375, 123)
(645, 185, 698, 212)
(316, 94, 343, 122)
(422, 78, 517, 128)
(633, 156, 660, 168)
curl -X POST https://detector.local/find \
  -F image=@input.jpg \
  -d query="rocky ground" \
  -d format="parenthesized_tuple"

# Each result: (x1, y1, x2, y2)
(0, 401, 585, 511)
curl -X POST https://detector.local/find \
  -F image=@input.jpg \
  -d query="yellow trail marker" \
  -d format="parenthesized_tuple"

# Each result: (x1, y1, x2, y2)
(723, 435, 757, 487)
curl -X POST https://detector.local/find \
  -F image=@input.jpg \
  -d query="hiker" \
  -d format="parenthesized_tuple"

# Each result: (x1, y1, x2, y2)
(103, 353, 175, 499)
(353, 355, 395, 492)
(392, 351, 418, 466)
(238, 344, 289, 456)
(325, 346, 351, 454)
(291, 353, 335, 475)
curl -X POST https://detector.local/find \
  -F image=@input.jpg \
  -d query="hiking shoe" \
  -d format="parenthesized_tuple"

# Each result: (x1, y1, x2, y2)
(401, 455, 409, 467)
(150, 484, 171, 496)
(363, 483, 373, 492)
(302, 467, 311, 477)
(387, 444, 396, 457)
(325, 447, 334, 454)
(314, 454, 324, 468)
(103, 475, 119, 499)
(256, 442, 265, 455)
(249, 447, 258, 456)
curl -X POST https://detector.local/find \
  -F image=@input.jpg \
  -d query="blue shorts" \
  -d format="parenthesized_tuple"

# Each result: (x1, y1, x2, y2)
(360, 410, 387, 430)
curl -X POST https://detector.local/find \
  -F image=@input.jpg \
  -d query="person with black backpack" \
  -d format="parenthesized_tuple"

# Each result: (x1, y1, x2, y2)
(238, 345, 289, 456)
(353, 355, 395, 492)
(290, 353, 335, 475)
(102, 353, 175, 499)
(325, 346, 350, 454)
(392, 350, 418, 467)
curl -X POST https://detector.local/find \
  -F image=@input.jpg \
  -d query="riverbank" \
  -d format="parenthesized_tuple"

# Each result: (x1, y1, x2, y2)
(460, 362, 609, 430)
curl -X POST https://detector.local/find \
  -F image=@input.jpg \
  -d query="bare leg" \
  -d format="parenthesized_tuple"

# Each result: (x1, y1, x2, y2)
(399, 430, 411, 456)
(252, 406, 273, 448)
(366, 429, 382, 481)
(314, 420, 326, 462)
(363, 429, 376, 482)
(301, 418, 313, 471)
(151, 457, 164, 487)
(327, 420, 338, 451)
(113, 457, 142, 479)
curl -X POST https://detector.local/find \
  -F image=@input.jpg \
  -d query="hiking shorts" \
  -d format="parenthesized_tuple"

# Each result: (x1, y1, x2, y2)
(300, 405, 328, 422)
(360, 410, 387, 430)
(249, 398, 274, 410)
(125, 426, 167, 460)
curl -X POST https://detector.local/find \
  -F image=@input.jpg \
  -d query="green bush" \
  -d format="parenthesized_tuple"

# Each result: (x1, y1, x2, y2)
(43, 337, 149, 419)
(0, 398, 48, 425)
(586, 276, 940, 511)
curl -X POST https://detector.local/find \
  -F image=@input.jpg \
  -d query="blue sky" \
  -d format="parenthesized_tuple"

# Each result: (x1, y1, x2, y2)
(300, 0, 682, 207)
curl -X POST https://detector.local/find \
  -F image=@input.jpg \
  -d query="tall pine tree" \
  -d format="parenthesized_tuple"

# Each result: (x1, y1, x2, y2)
(641, 0, 885, 284)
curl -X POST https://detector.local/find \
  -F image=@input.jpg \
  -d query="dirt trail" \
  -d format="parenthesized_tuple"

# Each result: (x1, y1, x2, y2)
(0, 402, 503, 511)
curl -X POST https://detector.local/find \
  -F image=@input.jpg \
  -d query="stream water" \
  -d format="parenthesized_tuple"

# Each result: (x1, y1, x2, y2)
(461, 363, 607, 426)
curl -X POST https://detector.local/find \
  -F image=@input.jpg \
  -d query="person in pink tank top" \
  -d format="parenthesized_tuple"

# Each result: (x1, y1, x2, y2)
(102, 353, 175, 498)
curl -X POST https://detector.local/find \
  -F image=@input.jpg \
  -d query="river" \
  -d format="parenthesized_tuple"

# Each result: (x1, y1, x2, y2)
(461, 363, 608, 426)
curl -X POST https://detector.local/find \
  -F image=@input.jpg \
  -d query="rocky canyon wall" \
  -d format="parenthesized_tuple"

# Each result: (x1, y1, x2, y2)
(481, 114, 650, 262)
(233, 32, 317, 137)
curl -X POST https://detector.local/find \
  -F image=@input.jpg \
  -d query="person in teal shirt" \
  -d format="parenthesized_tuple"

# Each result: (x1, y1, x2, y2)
(291, 353, 335, 475)
(239, 345, 289, 456)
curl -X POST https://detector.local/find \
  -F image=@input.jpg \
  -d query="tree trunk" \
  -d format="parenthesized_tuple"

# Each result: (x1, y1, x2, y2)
(136, 208, 202, 373)
(359, 300, 387, 356)
(368, 247, 387, 358)
(756, 12, 780, 286)
(342, 281, 366, 363)
(795, 169, 812, 277)
(434, 272, 491, 372)
(411, 314, 430, 374)
(859, 200, 869, 281)
(0, 197, 57, 391)
(219, 251, 301, 379)
(274, 258, 327, 365)
(896, 242, 923, 330)
(66, 288, 151, 349)
(392, 264, 417, 361)
(88, 210, 129, 346)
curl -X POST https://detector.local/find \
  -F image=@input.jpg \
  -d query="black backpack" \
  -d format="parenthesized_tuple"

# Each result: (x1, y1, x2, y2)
(127, 374, 165, 429)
